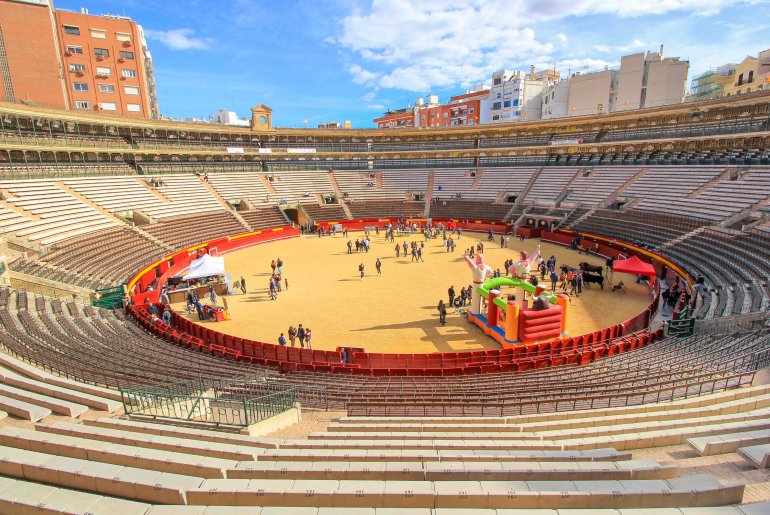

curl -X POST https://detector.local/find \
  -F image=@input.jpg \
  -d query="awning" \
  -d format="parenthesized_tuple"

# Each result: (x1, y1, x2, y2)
(612, 255, 656, 277)
(183, 254, 226, 280)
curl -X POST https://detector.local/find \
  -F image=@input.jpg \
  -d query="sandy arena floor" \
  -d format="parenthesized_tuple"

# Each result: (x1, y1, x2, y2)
(171, 232, 653, 353)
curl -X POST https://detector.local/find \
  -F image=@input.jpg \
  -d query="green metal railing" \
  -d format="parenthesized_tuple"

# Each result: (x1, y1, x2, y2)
(120, 379, 297, 429)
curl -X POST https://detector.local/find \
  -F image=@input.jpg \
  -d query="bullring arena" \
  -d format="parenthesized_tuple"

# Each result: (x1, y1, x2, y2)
(0, 91, 769, 513)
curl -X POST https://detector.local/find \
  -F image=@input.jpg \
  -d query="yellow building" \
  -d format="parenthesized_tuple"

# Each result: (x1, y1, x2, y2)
(723, 48, 770, 96)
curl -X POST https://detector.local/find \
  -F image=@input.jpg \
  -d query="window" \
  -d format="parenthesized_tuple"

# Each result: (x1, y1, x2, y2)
(469, 108, 474, 114)
(94, 48, 109, 58)
(98, 84, 115, 93)
(122, 69, 137, 78)
(443, 112, 448, 118)
(513, 99, 519, 106)
(496, 93, 501, 99)
(493, 78, 501, 85)
(63, 25, 80, 35)
(748, 70, 755, 83)
(737, 73, 744, 86)
(126, 103, 141, 112)
(468, 120, 474, 125)
(124, 86, 139, 95)
(75, 101, 91, 109)
(119, 51, 134, 60)
(73, 83, 88, 91)
(99, 102, 117, 111)
(66, 45, 83, 54)
(90, 29, 107, 39)
(96, 66, 111, 77)
(503, 100, 511, 108)
(492, 102, 502, 110)
(69, 64, 86, 72)
(116, 32, 132, 42)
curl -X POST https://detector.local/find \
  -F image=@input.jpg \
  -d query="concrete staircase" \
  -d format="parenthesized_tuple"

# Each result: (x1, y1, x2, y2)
(659, 225, 711, 250)
(612, 167, 650, 199)
(327, 171, 353, 219)
(504, 168, 543, 221)
(424, 170, 436, 217)
(197, 176, 252, 231)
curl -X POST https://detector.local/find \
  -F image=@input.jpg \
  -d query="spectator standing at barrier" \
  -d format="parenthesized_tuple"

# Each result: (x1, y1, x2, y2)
(160, 289, 171, 306)
(278, 333, 287, 346)
(448, 286, 456, 306)
(305, 328, 312, 349)
(359, 263, 365, 280)
(277, 258, 283, 275)
(240, 276, 247, 294)
(298, 324, 306, 347)
(376, 258, 382, 276)
(288, 326, 297, 347)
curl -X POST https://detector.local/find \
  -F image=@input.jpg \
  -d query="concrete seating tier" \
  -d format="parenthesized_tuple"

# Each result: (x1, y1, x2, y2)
(573, 208, 704, 247)
(428, 200, 512, 221)
(334, 171, 407, 201)
(141, 211, 247, 249)
(17, 227, 168, 289)
(303, 204, 348, 222)
(62, 175, 222, 220)
(380, 169, 429, 196)
(207, 172, 273, 207)
(268, 172, 335, 205)
(0, 288, 277, 390)
(0, 180, 120, 244)
(563, 167, 640, 205)
(474, 168, 538, 199)
(738, 444, 770, 469)
(239, 206, 289, 229)
(620, 167, 725, 205)
(347, 200, 425, 219)
(0, 163, 135, 180)
(522, 168, 580, 205)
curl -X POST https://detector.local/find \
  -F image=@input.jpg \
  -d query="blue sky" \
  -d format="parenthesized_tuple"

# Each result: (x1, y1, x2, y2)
(55, 0, 769, 127)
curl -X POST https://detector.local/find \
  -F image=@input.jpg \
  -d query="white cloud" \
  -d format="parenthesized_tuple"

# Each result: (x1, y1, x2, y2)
(144, 28, 213, 50)
(334, 0, 763, 91)
(367, 103, 386, 110)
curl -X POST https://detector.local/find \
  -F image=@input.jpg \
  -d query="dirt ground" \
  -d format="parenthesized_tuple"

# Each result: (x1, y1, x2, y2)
(171, 232, 653, 353)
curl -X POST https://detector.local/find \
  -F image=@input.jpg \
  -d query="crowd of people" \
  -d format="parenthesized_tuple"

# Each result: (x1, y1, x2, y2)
(278, 324, 312, 348)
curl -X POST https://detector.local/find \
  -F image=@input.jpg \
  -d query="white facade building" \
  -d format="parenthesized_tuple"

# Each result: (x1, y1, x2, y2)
(482, 68, 555, 124)
(214, 109, 250, 126)
(541, 80, 571, 120)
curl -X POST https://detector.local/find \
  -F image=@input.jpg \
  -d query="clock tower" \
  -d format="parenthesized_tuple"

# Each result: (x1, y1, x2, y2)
(250, 104, 273, 130)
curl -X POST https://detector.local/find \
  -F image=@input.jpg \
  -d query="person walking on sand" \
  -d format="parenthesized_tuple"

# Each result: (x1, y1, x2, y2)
(359, 263, 365, 280)
(376, 258, 382, 276)
(240, 276, 247, 294)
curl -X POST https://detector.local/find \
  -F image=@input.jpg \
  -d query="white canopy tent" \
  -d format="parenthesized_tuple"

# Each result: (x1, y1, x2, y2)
(183, 254, 226, 281)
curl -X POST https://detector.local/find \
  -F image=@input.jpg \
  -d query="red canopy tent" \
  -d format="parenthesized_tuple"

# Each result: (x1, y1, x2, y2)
(612, 255, 656, 287)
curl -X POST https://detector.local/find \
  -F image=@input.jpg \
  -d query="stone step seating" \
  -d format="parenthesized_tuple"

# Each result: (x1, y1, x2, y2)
(428, 200, 512, 221)
(0, 476, 154, 514)
(323, 387, 770, 437)
(474, 168, 536, 198)
(63, 176, 219, 220)
(142, 211, 245, 249)
(269, 172, 335, 204)
(0, 351, 122, 403)
(563, 167, 639, 205)
(334, 171, 405, 200)
(255, 447, 631, 463)
(347, 200, 425, 219)
(146, 176, 225, 218)
(0, 206, 32, 233)
(521, 167, 580, 204)
(302, 203, 348, 222)
(0, 383, 88, 417)
(0, 395, 51, 421)
(239, 206, 289, 229)
(689, 428, 770, 456)
(207, 173, 273, 206)
(738, 444, 770, 469)
(186, 474, 741, 509)
(35, 422, 270, 461)
(0, 427, 239, 479)
(620, 167, 724, 199)
(227, 458, 676, 481)
(85, 417, 282, 449)
(432, 170, 482, 199)
(0, 180, 120, 244)
(0, 361, 120, 412)
(380, 169, 429, 194)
